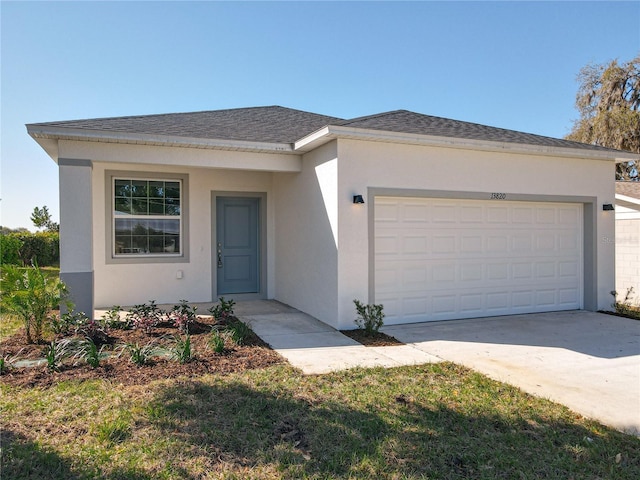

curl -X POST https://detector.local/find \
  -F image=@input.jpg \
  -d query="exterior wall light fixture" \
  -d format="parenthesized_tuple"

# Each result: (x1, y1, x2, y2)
(353, 195, 365, 204)
(602, 204, 614, 211)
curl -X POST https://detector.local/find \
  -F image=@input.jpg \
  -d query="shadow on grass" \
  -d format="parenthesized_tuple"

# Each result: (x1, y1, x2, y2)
(1, 429, 154, 480)
(147, 371, 640, 479)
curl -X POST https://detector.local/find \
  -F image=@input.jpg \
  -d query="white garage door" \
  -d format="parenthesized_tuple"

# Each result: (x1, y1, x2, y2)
(375, 197, 583, 325)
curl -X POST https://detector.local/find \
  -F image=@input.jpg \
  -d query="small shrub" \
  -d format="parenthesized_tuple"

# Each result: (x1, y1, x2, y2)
(0, 263, 70, 343)
(171, 334, 193, 363)
(353, 299, 385, 336)
(75, 337, 104, 368)
(100, 306, 131, 330)
(119, 341, 158, 366)
(611, 287, 640, 320)
(226, 319, 251, 346)
(209, 297, 236, 322)
(209, 329, 226, 354)
(127, 301, 164, 334)
(50, 311, 80, 335)
(44, 338, 75, 371)
(169, 300, 197, 333)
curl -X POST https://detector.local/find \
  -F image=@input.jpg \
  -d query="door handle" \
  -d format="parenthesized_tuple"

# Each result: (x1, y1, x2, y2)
(217, 243, 223, 268)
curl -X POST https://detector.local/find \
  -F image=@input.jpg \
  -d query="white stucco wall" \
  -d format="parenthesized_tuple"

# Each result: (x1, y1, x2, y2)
(57, 138, 290, 310)
(334, 138, 616, 329)
(615, 217, 640, 300)
(273, 141, 339, 325)
(88, 158, 275, 308)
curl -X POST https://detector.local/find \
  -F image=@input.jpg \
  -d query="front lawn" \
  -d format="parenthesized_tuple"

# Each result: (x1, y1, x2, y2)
(2, 363, 638, 479)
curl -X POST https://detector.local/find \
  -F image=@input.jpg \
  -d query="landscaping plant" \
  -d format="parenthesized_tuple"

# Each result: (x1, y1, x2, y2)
(171, 334, 193, 363)
(75, 337, 104, 368)
(209, 297, 236, 322)
(209, 329, 226, 354)
(100, 305, 130, 330)
(0, 263, 70, 343)
(353, 299, 385, 336)
(169, 300, 197, 333)
(127, 301, 164, 334)
(611, 287, 640, 320)
(119, 341, 159, 366)
(44, 338, 74, 371)
(225, 319, 251, 346)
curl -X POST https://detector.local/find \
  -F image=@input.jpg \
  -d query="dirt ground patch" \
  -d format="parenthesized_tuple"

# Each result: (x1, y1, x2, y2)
(1, 316, 284, 388)
(340, 329, 403, 347)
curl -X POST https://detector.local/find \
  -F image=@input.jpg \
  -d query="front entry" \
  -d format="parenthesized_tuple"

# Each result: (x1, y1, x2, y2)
(216, 197, 260, 295)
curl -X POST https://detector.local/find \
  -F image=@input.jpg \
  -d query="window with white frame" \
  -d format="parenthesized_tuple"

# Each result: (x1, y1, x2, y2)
(113, 178, 182, 256)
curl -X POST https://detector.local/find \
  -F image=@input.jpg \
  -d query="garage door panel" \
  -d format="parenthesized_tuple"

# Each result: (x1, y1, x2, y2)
(375, 197, 583, 324)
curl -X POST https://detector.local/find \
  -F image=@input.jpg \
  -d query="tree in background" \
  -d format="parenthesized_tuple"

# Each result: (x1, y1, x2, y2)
(566, 54, 639, 181)
(31, 206, 59, 232)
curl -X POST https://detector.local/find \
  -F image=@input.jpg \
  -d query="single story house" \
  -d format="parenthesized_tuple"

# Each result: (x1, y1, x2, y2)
(615, 181, 640, 300)
(27, 106, 639, 329)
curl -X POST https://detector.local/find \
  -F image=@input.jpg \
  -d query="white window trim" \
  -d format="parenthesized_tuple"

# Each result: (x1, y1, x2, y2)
(105, 171, 189, 264)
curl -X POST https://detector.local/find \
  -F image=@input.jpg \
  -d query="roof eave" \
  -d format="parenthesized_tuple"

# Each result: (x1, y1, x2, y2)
(26, 125, 297, 155)
(295, 125, 639, 161)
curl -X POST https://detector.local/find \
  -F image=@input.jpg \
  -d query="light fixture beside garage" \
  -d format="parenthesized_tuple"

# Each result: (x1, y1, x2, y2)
(602, 204, 615, 211)
(353, 195, 365, 204)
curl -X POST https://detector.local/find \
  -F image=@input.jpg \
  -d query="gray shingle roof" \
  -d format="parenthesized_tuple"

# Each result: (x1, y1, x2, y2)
(616, 181, 640, 199)
(341, 110, 616, 152)
(27, 105, 630, 154)
(29, 106, 344, 144)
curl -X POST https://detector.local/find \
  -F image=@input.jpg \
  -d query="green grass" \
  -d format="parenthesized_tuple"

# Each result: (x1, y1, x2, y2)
(2, 363, 639, 479)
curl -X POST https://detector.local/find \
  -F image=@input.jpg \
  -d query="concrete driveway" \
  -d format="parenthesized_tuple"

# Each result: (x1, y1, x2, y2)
(382, 311, 640, 435)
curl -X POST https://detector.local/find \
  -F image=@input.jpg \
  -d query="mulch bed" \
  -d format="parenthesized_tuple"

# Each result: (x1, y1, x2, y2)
(340, 329, 404, 347)
(0, 316, 284, 388)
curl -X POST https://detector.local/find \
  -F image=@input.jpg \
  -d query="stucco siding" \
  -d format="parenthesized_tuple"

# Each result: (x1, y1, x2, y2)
(92, 161, 275, 307)
(334, 138, 616, 329)
(274, 141, 339, 326)
(615, 218, 640, 299)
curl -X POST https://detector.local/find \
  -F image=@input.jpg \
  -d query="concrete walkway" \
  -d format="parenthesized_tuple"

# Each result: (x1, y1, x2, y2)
(235, 301, 440, 374)
(237, 302, 640, 435)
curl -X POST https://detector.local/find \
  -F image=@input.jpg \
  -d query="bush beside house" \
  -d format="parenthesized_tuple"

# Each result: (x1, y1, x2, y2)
(0, 231, 59, 266)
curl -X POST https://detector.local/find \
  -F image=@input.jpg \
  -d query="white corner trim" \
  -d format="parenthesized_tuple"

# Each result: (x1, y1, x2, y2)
(615, 193, 640, 209)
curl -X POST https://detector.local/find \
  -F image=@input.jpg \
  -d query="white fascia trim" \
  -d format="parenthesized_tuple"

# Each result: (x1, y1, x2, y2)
(27, 125, 296, 154)
(295, 125, 640, 161)
(615, 193, 640, 208)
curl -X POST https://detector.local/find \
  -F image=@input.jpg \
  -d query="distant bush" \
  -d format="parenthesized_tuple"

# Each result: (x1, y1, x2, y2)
(0, 232, 59, 266)
(0, 234, 23, 265)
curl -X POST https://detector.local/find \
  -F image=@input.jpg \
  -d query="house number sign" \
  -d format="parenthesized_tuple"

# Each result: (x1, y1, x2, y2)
(490, 193, 507, 200)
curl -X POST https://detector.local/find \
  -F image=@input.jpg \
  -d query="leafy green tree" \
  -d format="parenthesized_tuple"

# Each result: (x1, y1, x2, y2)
(0, 263, 70, 343)
(30, 206, 59, 232)
(566, 54, 640, 180)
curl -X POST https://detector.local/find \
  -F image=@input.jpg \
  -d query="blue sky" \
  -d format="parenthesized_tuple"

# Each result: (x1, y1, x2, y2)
(1, 1, 639, 229)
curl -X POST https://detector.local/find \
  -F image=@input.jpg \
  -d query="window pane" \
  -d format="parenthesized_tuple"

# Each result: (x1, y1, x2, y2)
(165, 182, 180, 198)
(131, 199, 148, 215)
(132, 235, 148, 253)
(115, 197, 131, 215)
(165, 198, 180, 216)
(162, 219, 180, 235)
(115, 218, 132, 235)
(131, 180, 148, 198)
(114, 180, 132, 198)
(148, 236, 164, 253)
(113, 178, 182, 257)
(149, 199, 164, 215)
(114, 236, 132, 254)
(149, 181, 164, 198)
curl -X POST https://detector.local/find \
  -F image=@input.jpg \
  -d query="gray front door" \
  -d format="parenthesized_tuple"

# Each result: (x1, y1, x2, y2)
(216, 197, 260, 295)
